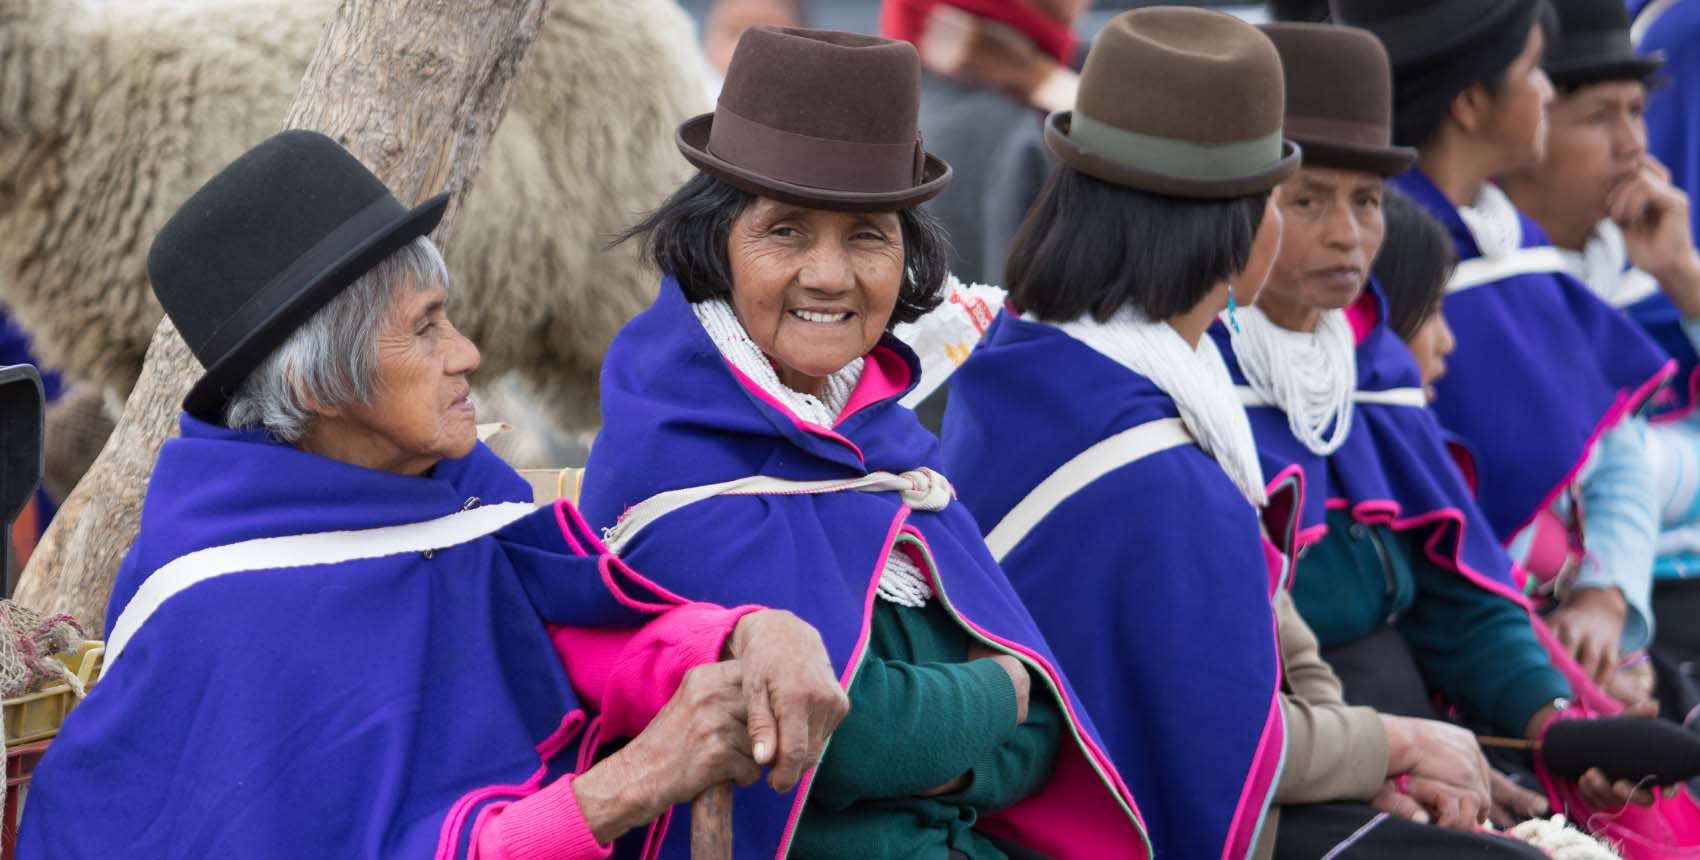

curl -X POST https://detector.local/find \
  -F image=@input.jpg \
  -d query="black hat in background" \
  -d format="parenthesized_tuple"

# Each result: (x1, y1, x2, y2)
(1332, 0, 1545, 148)
(147, 130, 448, 422)
(1542, 0, 1663, 90)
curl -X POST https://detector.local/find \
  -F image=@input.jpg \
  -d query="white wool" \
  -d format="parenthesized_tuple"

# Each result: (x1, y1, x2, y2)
(0, 0, 710, 440)
(1504, 815, 1623, 860)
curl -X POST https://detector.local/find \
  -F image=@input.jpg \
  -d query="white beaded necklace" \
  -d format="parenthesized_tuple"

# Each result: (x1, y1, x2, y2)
(1232, 304, 1357, 457)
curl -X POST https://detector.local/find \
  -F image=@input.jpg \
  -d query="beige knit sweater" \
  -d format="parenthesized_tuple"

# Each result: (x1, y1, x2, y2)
(1254, 590, 1392, 860)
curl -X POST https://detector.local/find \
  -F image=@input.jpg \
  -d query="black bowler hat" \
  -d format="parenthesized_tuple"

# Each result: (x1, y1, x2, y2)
(147, 130, 447, 421)
(1543, 0, 1663, 89)
(1332, 0, 1544, 148)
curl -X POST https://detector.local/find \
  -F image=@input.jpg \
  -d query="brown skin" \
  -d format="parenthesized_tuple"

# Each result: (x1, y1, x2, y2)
(1496, 81, 1692, 713)
(727, 196, 1038, 800)
(1501, 79, 1700, 315)
(294, 279, 850, 845)
(1258, 166, 1386, 332)
(1417, 23, 1555, 207)
(299, 282, 482, 475)
(727, 199, 906, 398)
(1409, 312, 1457, 404)
(1261, 167, 1550, 829)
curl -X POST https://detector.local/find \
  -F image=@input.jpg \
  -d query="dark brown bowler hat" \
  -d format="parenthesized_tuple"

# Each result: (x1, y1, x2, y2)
(676, 26, 951, 212)
(1045, 6, 1300, 199)
(1260, 23, 1416, 177)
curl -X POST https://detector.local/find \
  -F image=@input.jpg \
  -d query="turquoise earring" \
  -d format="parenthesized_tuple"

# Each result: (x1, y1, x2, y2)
(1227, 287, 1242, 333)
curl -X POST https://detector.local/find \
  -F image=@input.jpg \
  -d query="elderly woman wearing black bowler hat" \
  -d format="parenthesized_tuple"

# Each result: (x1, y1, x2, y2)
(581, 23, 1149, 860)
(17, 130, 850, 860)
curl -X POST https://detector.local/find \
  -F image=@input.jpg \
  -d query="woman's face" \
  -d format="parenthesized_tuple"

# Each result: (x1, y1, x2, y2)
(1407, 310, 1456, 401)
(1261, 167, 1385, 323)
(1481, 24, 1555, 172)
(727, 197, 906, 396)
(1230, 195, 1286, 308)
(308, 281, 483, 475)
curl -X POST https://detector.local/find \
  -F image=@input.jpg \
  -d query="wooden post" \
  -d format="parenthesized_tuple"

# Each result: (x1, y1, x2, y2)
(691, 783, 734, 860)
(13, 0, 550, 631)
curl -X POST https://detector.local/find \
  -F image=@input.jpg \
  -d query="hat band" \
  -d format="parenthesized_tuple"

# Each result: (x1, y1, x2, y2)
(1070, 111, 1285, 181)
(195, 195, 408, 363)
(707, 103, 922, 194)
(1285, 114, 1393, 150)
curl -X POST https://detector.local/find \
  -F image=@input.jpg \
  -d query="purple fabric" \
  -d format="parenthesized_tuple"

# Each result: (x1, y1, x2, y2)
(1211, 284, 1526, 606)
(578, 282, 1148, 860)
(941, 313, 1287, 860)
(1391, 169, 1674, 543)
(20, 416, 654, 859)
(1624, 290, 1700, 420)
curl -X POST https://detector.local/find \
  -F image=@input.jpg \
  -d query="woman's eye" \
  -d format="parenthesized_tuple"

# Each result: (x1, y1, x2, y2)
(769, 225, 799, 238)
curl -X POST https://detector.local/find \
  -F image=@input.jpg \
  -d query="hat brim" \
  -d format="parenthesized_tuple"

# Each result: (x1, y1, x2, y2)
(676, 113, 952, 213)
(1044, 112, 1301, 199)
(184, 192, 449, 422)
(1546, 52, 1665, 89)
(1288, 135, 1417, 178)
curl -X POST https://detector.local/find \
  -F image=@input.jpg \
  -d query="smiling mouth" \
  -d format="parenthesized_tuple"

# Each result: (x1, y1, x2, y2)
(790, 309, 854, 324)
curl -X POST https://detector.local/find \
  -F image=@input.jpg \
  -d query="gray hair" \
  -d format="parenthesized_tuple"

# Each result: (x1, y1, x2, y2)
(225, 236, 450, 442)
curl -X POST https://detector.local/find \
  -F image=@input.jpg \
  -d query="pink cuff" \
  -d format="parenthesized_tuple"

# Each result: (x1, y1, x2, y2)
(476, 775, 611, 860)
(550, 603, 764, 740)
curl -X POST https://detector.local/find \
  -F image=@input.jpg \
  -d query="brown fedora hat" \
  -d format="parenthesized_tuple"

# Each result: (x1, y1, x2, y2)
(1045, 6, 1301, 199)
(677, 26, 951, 212)
(1260, 23, 1416, 177)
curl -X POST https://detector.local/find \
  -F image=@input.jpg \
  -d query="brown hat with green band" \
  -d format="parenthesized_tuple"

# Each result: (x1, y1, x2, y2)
(1045, 6, 1301, 199)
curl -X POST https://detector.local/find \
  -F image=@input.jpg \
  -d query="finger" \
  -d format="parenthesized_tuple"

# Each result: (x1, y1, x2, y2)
(1376, 788, 1432, 824)
(767, 691, 813, 794)
(1598, 646, 1621, 688)
(1644, 154, 1673, 182)
(743, 675, 777, 768)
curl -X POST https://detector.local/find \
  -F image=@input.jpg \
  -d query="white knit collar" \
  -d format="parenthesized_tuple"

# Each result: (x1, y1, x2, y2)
(1558, 220, 1662, 309)
(1043, 307, 1268, 507)
(1231, 305, 1357, 457)
(1457, 182, 1525, 259)
(692, 298, 864, 428)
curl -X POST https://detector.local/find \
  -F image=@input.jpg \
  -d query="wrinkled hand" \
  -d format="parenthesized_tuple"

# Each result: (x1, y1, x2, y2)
(574, 660, 761, 845)
(1578, 766, 1661, 810)
(1613, 155, 1700, 314)
(727, 610, 850, 793)
(1549, 588, 1628, 686)
(968, 642, 1030, 725)
(1488, 768, 1550, 829)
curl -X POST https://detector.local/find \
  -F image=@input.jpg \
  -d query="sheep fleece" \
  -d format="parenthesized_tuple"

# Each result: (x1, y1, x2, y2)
(0, 0, 708, 433)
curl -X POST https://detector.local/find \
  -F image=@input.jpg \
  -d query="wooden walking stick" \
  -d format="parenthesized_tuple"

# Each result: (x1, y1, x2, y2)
(691, 783, 734, 860)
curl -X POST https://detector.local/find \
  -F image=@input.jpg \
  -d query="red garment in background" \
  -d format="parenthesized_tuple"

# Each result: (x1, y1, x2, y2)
(881, 0, 1076, 65)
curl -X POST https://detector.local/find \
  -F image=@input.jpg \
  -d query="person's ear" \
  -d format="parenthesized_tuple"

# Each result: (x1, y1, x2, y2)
(1449, 83, 1494, 136)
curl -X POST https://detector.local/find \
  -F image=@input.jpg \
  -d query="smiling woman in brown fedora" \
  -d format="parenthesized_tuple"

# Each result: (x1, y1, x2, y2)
(941, 8, 1308, 860)
(585, 23, 1149, 860)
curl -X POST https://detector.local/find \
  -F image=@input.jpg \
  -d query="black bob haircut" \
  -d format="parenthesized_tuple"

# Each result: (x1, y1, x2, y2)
(615, 173, 953, 328)
(1004, 166, 1270, 323)
(1373, 186, 1456, 342)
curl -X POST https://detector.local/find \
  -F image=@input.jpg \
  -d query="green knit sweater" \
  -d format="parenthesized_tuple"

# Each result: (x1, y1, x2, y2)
(788, 601, 1062, 859)
(1293, 508, 1570, 737)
